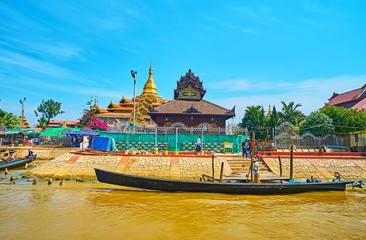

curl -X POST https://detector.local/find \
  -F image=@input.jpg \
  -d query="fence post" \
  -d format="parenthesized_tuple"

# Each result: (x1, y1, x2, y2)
(154, 127, 158, 155)
(290, 145, 294, 179)
(175, 127, 178, 155)
(165, 127, 168, 151)
(127, 130, 129, 150)
(201, 129, 204, 153)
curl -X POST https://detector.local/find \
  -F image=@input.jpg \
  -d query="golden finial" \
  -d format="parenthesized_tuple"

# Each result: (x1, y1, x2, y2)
(143, 61, 157, 95)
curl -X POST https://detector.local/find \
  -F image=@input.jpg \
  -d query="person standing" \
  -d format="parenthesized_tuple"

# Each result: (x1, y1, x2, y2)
(196, 136, 202, 154)
(242, 139, 249, 159)
(253, 158, 261, 183)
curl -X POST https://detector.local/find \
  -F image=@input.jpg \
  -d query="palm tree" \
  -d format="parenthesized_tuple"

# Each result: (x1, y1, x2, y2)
(279, 101, 305, 125)
(0, 109, 20, 129)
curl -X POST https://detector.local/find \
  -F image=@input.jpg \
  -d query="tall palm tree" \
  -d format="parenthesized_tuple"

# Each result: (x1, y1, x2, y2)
(279, 101, 305, 125)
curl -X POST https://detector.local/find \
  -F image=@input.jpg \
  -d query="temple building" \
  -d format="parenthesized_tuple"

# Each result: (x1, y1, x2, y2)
(94, 63, 169, 127)
(326, 84, 366, 110)
(148, 69, 235, 129)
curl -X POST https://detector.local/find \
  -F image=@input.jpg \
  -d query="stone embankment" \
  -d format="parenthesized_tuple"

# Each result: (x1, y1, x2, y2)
(14, 147, 75, 160)
(261, 153, 366, 179)
(25, 151, 232, 180)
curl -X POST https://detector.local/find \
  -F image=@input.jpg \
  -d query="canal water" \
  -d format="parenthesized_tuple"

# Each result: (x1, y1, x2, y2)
(0, 170, 365, 239)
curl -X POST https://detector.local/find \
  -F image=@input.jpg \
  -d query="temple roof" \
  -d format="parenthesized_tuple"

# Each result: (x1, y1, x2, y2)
(326, 84, 366, 110)
(119, 96, 133, 104)
(148, 99, 235, 118)
(107, 101, 121, 109)
(96, 112, 132, 117)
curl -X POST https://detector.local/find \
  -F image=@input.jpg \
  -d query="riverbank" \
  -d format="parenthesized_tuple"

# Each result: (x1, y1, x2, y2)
(4, 147, 366, 181)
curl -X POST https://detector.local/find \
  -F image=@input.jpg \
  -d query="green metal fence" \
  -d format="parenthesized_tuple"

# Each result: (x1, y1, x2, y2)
(100, 132, 243, 153)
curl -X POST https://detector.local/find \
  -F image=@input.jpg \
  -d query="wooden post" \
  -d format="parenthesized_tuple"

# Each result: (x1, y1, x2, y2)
(250, 132, 255, 183)
(212, 154, 215, 180)
(219, 162, 224, 182)
(278, 155, 282, 177)
(290, 145, 294, 179)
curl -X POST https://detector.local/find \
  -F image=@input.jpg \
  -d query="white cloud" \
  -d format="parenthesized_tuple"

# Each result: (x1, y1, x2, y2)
(206, 78, 251, 91)
(0, 49, 96, 86)
(209, 75, 366, 122)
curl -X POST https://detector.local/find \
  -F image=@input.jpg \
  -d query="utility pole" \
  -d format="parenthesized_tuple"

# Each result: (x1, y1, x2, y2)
(19, 97, 26, 129)
(130, 70, 137, 134)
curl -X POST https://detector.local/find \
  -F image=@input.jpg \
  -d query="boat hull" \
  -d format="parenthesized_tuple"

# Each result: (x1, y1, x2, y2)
(95, 168, 354, 194)
(0, 155, 37, 171)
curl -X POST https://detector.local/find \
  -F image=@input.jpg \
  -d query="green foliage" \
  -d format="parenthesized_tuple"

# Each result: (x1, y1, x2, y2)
(0, 109, 21, 129)
(302, 111, 335, 136)
(267, 106, 282, 128)
(320, 105, 366, 133)
(240, 106, 267, 140)
(34, 99, 65, 129)
(279, 101, 305, 125)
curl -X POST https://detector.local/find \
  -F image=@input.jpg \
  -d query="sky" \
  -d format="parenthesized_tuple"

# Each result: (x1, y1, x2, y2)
(0, 0, 365, 127)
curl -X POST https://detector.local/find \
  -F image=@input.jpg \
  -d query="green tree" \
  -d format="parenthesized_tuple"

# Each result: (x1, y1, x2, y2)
(266, 106, 282, 140)
(302, 111, 335, 136)
(267, 106, 282, 128)
(240, 106, 267, 140)
(34, 99, 65, 129)
(0, 109, 21, 129)
(320, 105, 366, 133)
(279, 101, 305, 125)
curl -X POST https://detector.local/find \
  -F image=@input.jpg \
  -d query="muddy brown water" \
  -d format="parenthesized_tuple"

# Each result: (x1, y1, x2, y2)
(0, 163, 365, 240)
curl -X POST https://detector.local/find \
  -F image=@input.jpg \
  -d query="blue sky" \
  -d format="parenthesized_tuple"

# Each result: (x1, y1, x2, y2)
(0, 0, 365, 127)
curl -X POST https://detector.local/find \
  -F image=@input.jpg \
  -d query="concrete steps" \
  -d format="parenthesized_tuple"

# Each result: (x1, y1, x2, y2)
(218, 154, 270, 174)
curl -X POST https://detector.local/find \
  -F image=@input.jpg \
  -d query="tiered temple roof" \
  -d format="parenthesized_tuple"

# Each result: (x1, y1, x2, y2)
(148, 69, 235, 128)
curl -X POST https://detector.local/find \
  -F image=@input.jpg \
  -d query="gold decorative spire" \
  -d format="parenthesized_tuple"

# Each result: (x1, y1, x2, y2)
(142, 62, 157, 95)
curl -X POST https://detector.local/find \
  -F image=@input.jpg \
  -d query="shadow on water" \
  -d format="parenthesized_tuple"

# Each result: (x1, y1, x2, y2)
(88, 185, 350, 208)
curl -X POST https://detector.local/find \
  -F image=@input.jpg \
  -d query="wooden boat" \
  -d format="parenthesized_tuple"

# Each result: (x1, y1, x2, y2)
(94, 168, 354, 194)
(0, 154, 37, 171)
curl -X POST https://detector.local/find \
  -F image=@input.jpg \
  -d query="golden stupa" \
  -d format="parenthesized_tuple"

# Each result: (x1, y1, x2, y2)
(94, 62, 169, 127)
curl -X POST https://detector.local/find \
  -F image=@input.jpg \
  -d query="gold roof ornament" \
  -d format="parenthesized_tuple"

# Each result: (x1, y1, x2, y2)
(142, 62, 157, 95)
(268, 105, 272, 116)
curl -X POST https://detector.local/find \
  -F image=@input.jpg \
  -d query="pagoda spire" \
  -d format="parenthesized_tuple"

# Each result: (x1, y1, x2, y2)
(142, 61, 157, 95)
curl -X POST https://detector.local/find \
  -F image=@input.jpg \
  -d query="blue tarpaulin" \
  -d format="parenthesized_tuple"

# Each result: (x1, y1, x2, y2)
(91, 136, 118, 151)
(92, 137, 109, 151)
(63, 131, 101, 137)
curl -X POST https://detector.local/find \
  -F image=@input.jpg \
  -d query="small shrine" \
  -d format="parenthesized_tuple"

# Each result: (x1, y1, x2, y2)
(148, 69, 235, 129)
(94, 63, 169, 127)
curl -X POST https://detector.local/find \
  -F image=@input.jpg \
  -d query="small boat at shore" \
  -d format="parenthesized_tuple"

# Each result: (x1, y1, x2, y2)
(94, 168, 354, 194)
(0, 155, 37, 171)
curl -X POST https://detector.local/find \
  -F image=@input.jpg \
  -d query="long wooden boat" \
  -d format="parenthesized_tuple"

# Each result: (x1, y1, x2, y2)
(0, 155, 37, 171)
(95, 168, 354, 194)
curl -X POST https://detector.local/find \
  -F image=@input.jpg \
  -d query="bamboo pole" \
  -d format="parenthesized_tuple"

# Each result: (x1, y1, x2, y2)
(212, 154, 215, 180)
(278, 155, 283, 177)
(250, 132, 255, 183)
(219, 162, 224, 182)
(290, 145, 294, 179)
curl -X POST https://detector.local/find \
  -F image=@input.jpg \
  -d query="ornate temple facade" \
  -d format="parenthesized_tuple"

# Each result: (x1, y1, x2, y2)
(148, 69, 235, 129)
(94, 64, 169, 127)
